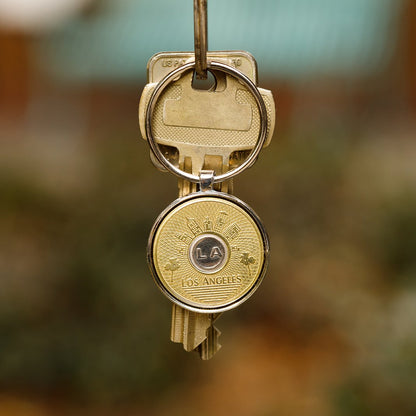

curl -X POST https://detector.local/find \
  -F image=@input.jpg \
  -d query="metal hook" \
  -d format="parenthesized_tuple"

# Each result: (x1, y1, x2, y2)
(194, 0, 208, 80)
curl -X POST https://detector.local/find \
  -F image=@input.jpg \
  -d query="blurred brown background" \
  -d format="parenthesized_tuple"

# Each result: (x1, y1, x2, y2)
(1, 0, 416, 415)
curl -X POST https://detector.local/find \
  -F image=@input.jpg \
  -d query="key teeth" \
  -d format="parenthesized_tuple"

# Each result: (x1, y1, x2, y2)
(183, 311, 212, 351)
(171, 305, 222, 359)
(197, 325, 222, 360)
(171, 305, 212, 351)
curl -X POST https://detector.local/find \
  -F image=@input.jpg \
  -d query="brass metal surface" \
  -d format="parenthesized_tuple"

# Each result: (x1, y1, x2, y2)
(146, 51, 258, 83)
(148, 192, 269, 313)
(138, 52, 275, 179)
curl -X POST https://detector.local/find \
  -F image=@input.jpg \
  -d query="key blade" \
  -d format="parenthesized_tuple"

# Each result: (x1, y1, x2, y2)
(171, 304, 211, 351)
(171, 304, 221, 353)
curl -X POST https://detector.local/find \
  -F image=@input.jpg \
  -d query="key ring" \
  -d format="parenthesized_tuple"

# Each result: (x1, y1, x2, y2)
(145, 60, 268, 184)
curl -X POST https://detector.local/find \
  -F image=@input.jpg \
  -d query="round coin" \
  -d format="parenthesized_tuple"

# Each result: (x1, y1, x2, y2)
(147, 192, 269, 313)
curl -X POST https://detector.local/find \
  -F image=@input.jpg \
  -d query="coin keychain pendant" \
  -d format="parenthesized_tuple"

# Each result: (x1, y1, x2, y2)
(148, 192, 269, 313)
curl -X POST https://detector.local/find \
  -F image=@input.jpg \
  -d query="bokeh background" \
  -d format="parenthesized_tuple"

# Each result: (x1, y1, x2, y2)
(1, 0, 416, 415)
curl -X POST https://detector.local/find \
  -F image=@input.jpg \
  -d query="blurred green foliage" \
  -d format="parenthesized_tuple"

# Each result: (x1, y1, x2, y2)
(374, 193, 416, 284)
(0, 137, 188, 403)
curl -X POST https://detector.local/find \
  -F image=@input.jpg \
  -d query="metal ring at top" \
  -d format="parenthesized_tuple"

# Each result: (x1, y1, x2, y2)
(194, 0, 208, 79)
(145, 61, 268, 184)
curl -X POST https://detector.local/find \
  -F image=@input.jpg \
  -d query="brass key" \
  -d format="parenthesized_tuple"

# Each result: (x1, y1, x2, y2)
(139, 46, 275, 361)
(138, 51, 275, 177)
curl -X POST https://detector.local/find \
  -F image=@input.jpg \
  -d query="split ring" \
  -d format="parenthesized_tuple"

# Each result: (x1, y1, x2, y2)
(144, 60, 268, 184)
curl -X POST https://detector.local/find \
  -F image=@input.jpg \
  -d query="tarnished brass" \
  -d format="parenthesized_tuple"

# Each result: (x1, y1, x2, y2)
(148, 192, 269, 313)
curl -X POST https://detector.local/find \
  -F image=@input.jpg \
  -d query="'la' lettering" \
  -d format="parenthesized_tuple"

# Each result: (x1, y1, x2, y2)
(210, 246, 222, 258)
(196, 246, 222, 259)
(196, 248, 207, 259)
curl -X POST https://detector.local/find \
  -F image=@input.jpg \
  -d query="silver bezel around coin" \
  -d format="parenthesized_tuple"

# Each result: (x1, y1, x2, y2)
(147, 191, 270, 313)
